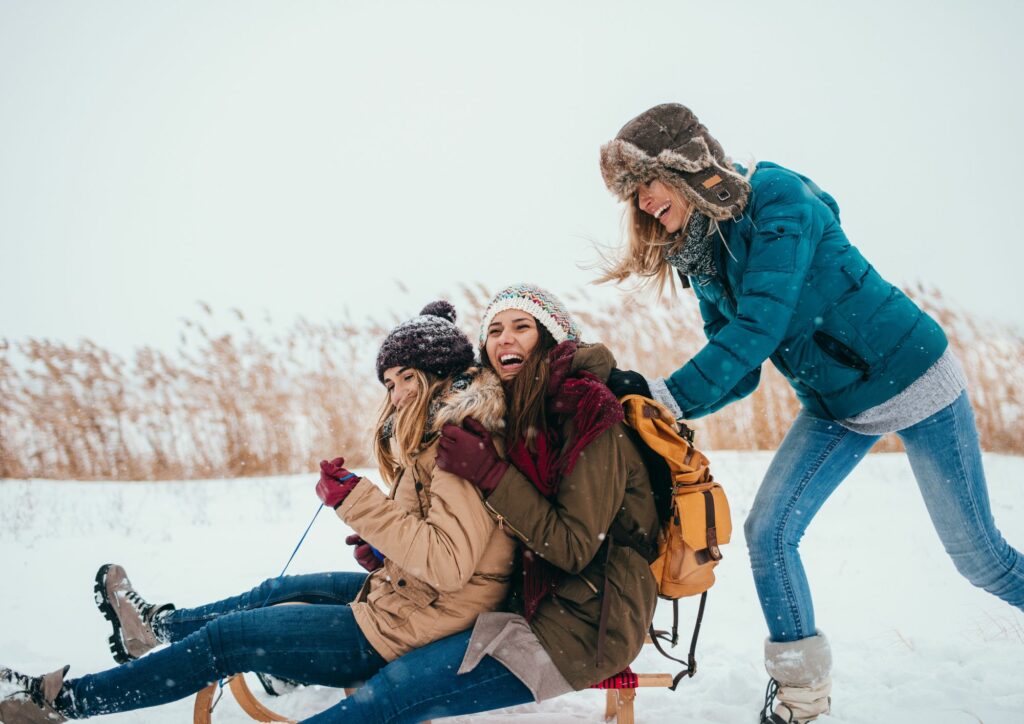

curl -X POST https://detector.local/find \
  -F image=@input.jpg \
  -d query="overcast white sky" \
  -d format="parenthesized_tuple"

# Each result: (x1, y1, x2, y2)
(2, 0, 1022, 355)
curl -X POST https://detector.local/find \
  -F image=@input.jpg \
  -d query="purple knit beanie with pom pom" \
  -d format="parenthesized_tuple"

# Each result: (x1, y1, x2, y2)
(375, 300, 475, 382)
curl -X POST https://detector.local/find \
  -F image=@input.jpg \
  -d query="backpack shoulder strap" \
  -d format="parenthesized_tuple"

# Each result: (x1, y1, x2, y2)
(648, 592, 709, 690)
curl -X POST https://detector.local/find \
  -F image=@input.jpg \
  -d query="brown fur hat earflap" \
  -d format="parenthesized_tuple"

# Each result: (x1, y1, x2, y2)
(600, 103, 751, 221)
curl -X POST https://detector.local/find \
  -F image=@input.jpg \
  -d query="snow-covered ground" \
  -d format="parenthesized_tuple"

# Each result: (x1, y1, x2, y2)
(2, 452, 1022, 723)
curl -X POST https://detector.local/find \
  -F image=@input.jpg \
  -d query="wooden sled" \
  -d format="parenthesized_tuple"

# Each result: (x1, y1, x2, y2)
(194, 676, 429, 724)
(192, 637, 674, 724)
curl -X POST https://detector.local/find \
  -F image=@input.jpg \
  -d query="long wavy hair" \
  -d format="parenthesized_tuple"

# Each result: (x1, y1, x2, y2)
(591, 186, 693, 298)
(480, 323, 558, 451)
(372, 369, 448, 485)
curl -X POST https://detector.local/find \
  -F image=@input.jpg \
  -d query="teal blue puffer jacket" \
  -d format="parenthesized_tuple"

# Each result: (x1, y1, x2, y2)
(665, 162, 947, 421)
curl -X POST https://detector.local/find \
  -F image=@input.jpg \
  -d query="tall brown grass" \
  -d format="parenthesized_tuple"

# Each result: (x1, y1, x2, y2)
(1, 286, 1021, 481)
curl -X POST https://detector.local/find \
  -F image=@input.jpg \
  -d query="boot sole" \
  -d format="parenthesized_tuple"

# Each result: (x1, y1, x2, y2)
(93, 563, 132, 665)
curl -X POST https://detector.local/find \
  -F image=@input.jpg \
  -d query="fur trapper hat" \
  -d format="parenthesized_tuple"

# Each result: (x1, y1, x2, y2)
(600, 103, 750, 221)
(376, 300, 474, 382)
(478, 283, 581, 346)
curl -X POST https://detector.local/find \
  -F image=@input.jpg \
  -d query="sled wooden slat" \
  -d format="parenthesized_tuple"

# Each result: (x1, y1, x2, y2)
(194, 682, 217, 724)
(193, 678, 431, 724)
(604, 687, 636, 724)
(636, 673, 674, 687)
(229, 675, 296, 723)
(603, 676, 673, 724)
(601, 638, 677, 723)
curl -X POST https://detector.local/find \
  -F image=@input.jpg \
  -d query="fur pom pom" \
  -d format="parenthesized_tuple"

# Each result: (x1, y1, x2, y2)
(420, 300, 457, 324)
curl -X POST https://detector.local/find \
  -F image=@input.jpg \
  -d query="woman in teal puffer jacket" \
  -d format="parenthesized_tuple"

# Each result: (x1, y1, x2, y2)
(598, 103, 1023, 724)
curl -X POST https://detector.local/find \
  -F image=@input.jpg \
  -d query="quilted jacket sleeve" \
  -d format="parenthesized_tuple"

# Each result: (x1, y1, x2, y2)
(682, 366, 762, 419)
(665, 170, 824, 418)
(697, 292, 728, 340)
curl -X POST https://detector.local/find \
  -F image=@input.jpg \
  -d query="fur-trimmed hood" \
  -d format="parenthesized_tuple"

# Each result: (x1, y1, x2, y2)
(599, 102, 750, 221)
(430, 366, 505, 436)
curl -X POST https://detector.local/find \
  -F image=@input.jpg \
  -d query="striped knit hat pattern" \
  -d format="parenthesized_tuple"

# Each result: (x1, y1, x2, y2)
(478, 283, 581, 346)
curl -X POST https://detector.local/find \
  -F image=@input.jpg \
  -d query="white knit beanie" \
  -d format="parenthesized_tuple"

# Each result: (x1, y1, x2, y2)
(478, 283, 581, 346)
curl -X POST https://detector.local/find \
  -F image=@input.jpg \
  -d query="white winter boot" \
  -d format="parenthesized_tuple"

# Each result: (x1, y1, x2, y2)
(760, 631, 832, 723)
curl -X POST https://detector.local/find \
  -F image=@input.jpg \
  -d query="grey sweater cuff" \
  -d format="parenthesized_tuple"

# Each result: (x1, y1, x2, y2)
(839, 348, 967, 434)
(648, 377, 684, 419)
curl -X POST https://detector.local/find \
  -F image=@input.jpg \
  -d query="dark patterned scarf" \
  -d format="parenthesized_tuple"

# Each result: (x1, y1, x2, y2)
(664, 211, 715, 278)
(506, 341, 624, 620)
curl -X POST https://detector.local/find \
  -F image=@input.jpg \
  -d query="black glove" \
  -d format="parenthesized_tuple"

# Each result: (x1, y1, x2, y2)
(606, 368, 653, 399)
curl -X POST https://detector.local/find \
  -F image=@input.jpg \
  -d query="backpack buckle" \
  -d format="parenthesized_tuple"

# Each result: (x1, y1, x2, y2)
(707, 527, 722, 561)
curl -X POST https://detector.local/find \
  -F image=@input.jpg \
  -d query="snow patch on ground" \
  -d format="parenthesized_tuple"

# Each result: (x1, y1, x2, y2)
(1, 453, 1022, 722)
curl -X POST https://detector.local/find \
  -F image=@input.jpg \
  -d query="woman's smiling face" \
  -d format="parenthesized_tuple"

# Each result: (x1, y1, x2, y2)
(382, 366, 419, 410)
(636, 179, 692, 234)
(485, 310, 540, 382)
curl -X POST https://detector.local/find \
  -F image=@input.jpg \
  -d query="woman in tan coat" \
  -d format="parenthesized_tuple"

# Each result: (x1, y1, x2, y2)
(0, 301, 515, 723)
(235, 284, 659, 724)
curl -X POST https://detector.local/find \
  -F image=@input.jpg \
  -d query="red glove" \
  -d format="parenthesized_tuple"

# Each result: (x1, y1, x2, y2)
(316, 457, 361, 509)
(345, 533, 384, 572)
(436, 417, 508, 496)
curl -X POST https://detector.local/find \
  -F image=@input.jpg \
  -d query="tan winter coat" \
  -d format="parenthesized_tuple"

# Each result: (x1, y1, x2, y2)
(337, 368, 516, 661)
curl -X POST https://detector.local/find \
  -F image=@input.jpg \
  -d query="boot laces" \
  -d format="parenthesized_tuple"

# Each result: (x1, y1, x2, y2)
(0, 668, 43, 706)
(761, 678, 796, 723)
(122, 589, 153, 619)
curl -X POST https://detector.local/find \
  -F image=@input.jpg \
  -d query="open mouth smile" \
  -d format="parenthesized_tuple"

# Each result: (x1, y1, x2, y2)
(497, 353, 526, 377)
(653, 202, 671, 220)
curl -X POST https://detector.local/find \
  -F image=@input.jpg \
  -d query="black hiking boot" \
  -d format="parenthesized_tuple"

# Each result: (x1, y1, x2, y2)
(94, 563, 175, 664)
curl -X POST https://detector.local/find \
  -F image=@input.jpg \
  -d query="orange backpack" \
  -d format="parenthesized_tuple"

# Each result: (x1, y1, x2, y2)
(620, 394, 732, 686)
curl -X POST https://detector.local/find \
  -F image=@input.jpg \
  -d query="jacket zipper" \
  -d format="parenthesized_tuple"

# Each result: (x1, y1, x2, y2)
(713, 239, 738, 312)
(486, 502, 530, 542)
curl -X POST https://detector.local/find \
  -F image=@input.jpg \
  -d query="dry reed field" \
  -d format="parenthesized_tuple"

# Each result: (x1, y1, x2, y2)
(1, 286, 1022, 481)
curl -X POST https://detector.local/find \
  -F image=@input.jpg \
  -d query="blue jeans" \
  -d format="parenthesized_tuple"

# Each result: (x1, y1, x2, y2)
(744, 391, 1024, 643)
(303, 629, 533, 724)
(65, 571, 534, 722)
(66, 572, 382, 718)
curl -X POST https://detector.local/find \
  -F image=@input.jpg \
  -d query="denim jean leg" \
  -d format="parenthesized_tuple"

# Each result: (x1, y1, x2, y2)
(898, 392, 1024, 609)
(66, 603, 385, 718)
(301, 629, 535, 724)
(745, 411, 879, 642)
(158, 571, 368, 642)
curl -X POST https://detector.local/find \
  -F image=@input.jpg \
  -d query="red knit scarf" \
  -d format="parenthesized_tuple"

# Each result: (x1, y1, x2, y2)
(506, 341, 624, 620)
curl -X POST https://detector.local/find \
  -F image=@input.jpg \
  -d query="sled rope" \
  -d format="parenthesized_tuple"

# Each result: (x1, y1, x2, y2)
(258, 503, 325, 609)
(197, 503, 325, 724)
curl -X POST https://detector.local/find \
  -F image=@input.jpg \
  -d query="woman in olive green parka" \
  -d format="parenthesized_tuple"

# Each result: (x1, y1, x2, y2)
(464, 332, 659, 691)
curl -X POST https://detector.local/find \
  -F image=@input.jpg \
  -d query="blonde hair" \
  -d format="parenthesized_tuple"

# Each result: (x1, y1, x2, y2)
(372, 369, 449, 485)
(592, 187, 691, 298)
